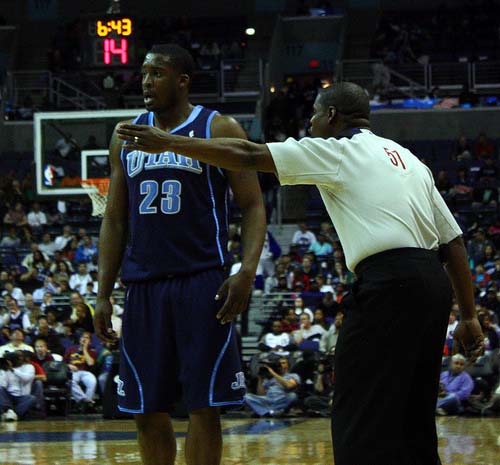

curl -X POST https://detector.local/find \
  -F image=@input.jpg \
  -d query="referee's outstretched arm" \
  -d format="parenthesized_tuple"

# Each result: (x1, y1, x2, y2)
(440, 236, 484, 363)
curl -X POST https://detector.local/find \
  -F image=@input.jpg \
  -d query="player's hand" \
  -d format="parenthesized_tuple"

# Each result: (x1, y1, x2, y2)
(452, 318, 484, 365)
(117, 124, 171, 153)
(94, 297, 117, 343)
(215, 269, 254, 325)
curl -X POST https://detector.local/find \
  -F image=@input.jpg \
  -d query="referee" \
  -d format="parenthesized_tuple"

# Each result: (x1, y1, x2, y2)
(117, 81, 485, 465)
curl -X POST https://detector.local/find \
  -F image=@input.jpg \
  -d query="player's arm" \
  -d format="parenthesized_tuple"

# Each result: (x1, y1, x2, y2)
(211, 115, 267, 324)
(116, 123, 277, 173)
(94, 121, 130, 343)
(440, 236, 484, 363)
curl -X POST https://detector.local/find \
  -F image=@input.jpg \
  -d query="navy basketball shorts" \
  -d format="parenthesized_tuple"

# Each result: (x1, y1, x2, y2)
(117, 268, 245, 414)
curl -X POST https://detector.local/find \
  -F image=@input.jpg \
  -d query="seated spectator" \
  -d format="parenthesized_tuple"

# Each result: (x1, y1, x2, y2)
(74, 236, 98, 264)
(46, 310, 65, 335)
(24, 293, 42, 329)
(293, 297, 314, 320)
(33, 338, 55, 364)
(320, 312, 344, 354)
(64, 332, 97, 408)
(473, 132, 495, 160)
(69, 264, 93, 295)
(40, 292, 54, 312)
(313, 309, 329, 330)
(303, 356, 335, 417)
(0, 328, 34, 356)
(0, 298, 30, 332)
(292, 222, 317, 252)
(245, 357, 300, 417)
(334, 282, 347, 303)
(38, 233, 58, 257)
(258, 321, 292, 356)
(49, 251, 74, 274)
(479, 312, 499, 351)
(0, 226, 21, 248)
(22, 244, 50, 272)
(311, 274, 334, 294)
(0, 350, 36, 421)
(308, 233, 333, 257)
(452, 135, 472, 162)
(292, 313, 327, 349)
(33, 277, 59, 304)
(331, 262, 354, 285)
(54, 225, 73, 251)
(69, 291, 94, 321)
(3, 202, 28, 228)
(467, 228, 493, 266)
(317, 291, 340, 318)
(436, 354, 474, 415)
(473, 264, 491, 288)
(445, 309, 459, 351)
(84, 282, 97, 299)
(22, 350, 46, 416)
(73, 303, 95, 334)
(27, 202, 47, 234)
(281, 308, 299, 333)
(2, 280, 25, 307)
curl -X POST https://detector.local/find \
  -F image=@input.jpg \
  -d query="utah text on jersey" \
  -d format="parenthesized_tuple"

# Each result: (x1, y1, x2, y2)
(126, 151, 203, 178)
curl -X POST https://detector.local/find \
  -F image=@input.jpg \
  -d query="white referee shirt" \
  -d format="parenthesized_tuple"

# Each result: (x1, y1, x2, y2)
(267, 129, 462, 271)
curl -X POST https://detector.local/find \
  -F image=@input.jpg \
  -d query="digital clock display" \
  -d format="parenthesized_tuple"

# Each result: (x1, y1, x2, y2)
(96, 18, 132, 37)
(85, 17, 135, 67)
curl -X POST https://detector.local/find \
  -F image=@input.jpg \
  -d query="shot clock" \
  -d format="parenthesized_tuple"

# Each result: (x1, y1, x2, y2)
(84, 16, 136, 67)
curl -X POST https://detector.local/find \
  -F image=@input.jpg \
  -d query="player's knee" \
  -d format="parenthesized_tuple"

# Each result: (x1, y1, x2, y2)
(134, 413, 171, 433)
(188, 407, 220, 424)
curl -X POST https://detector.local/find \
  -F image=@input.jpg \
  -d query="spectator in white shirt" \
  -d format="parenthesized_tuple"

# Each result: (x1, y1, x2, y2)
(258, 321, 291, 356)
(54, 225, 73, 251)
(446, 309, 459, 339)
(0, 351, 36, 420)
(0, 227, 21, 248)
(32, 277, 59, 304)
(38, 233, 58, 257)
(69, 264, 93, 296)
(0, 328, 34, 357)
(0, 300, 31, 333)
(2, 281, 25, 307)
(293, 297, 314, 320)
(27, 202, 47, 232)
(292, 312, 327, 346)
(21, 243, 50, 270)
(292, 222, 317, 249)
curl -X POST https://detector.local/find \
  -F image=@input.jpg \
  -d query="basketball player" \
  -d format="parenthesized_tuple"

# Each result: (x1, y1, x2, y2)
(117, 82, 485, 465)
(94, 44, 266, 465)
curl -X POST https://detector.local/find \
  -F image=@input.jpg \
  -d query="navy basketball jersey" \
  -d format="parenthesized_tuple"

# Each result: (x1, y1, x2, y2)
(120, 105, 229, 282)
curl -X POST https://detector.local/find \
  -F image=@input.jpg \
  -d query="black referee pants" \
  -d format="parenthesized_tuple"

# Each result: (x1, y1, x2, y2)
(332, 248, 452, 465)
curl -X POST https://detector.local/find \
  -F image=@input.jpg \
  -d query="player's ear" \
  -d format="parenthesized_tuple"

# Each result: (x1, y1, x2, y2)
(179, 73, 190, 90)
(327, 106, 337, 124)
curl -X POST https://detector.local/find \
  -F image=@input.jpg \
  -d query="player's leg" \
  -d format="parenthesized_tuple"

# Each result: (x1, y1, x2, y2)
(173, 269, 246, 465)
(119, 282, 181, 465)
(185, 407, 222, 465)
(135, 413, 176, 465)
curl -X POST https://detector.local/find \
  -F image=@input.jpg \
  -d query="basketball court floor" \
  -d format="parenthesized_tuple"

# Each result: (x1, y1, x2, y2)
(0, 416, 499, 464)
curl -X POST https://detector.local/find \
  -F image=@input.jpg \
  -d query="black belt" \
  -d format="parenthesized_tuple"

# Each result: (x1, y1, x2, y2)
(355, 247, 439, 277)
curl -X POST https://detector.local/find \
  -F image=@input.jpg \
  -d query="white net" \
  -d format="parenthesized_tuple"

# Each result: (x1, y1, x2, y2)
(81, 179, 109, 217)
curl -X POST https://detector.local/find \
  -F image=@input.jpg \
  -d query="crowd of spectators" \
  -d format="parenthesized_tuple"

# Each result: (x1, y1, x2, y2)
(371, 1, 500, 65)
(0, 173, 124, 420)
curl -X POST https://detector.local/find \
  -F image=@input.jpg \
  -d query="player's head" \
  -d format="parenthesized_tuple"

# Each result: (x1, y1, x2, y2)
(310, 81, 370, 138)
(142, 44, 196, 112)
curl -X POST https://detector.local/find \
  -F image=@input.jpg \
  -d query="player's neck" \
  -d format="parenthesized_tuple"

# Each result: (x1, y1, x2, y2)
(153, 101, 194, 132)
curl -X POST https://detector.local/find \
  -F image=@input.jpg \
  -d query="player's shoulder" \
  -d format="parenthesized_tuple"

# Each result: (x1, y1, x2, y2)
(210, 113, 246, 139)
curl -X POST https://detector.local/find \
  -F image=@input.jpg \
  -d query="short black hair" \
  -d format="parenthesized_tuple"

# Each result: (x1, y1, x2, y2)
(318, 82, 370, 120)
(149, 43, 196, 78)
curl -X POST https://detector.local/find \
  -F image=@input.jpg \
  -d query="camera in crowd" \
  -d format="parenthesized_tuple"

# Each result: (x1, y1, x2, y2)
(258, 358, 282, 379)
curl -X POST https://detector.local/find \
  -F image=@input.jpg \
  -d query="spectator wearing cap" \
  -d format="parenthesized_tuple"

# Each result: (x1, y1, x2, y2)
(436, 354, 474, 415)
(0, 328, 34, 357)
